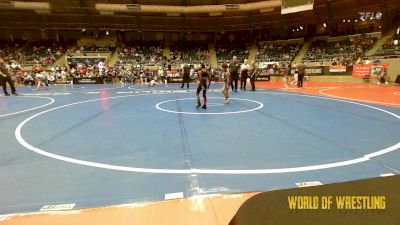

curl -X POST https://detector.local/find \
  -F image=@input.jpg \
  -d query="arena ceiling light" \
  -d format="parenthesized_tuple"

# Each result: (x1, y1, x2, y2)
(397, 27, 399, 35)
(4, 1, 50, 13)
(0, 0, 12, 6)
(281, 0, 314, 14)
(95, 1, 281, 14)
(323, 22, 327, 28)
(209, 12, 222, 16)
(300, 26, 303, 30)
(166, 12, 180, 16)
(259, 8, 274, 13)
(126, 4, 141, 11)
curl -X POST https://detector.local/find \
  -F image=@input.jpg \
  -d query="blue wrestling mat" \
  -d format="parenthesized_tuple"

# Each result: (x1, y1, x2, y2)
(0, 83, 399, 214)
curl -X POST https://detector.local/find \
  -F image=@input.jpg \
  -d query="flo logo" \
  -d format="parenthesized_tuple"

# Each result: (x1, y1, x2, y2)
(359, 12, 383, 20)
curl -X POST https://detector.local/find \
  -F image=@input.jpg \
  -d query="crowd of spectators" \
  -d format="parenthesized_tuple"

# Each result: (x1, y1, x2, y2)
(2, 58, 182, 87)
(116, 41, 164, 67)
(216, 41, 249, 65)
(304, 35, 376, 64)
(374, 34, 400, 56)
(256, 41, 301, 63)
(0, 41, 66, 67)
(169, 41, 210, 68)
(77, 45, 114, 53)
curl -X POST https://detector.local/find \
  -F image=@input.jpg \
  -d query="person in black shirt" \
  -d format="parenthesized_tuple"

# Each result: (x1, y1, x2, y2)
(181, 63, 190, 88)
(229, 56, 240, 92)
(0, 59, 17, 96)
(296, 61, 307, 88)
(250, 61, 257, 91)
(196, 64, 211, 109)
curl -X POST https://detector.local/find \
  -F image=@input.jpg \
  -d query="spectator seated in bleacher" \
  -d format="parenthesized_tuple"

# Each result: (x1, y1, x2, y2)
(0, 41, 66, 67)
(304, 34, 376, 63)
(216, 40, 249, 65)
(374, 34, 400, 56)
(169, 41, 210, 69)
(116, 41, 164, 67)
(256, 41, 300, 63)
(79, 45, 115, 53)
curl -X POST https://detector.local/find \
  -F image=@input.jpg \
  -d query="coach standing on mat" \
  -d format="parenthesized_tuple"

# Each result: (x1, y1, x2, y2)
(250, 61, 257, 91)
(229, 56, 240, 92)
(297, 60, 306, 88)
(181, 62, 190, 89)
(0, 59, 17, 96)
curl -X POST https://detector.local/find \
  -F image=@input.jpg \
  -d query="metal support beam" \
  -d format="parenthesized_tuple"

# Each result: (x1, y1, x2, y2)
(326, 0, 333, 35)
(79, 0, 94, 28)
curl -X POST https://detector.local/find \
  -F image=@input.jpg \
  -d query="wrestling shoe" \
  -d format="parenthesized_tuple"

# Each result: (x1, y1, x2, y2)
(224, 98, 230, 104)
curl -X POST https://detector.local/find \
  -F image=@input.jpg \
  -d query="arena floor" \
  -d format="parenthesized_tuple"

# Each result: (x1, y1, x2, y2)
(0, 81, 399, 216)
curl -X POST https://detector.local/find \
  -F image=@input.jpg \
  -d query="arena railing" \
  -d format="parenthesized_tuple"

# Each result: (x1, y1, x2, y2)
(363, 55, 400, 60)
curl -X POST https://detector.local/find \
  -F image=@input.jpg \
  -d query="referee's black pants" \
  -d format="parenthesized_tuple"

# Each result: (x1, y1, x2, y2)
(298, 73, 304, 88)
(230, 72, 239, 91)
(240, 73, 248, 90)
(1, 76, 16, 95)
(181, 74, 190, 88)
(250, 75, 256, 91)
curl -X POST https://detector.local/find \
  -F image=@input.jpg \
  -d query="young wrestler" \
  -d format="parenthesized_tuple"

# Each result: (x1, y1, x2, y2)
(34, 71, 48, 90)
(196, 64, 211, 109)
(221, 63, 231, 104)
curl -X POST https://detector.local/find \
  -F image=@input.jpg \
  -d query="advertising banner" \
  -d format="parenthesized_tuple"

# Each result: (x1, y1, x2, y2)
(329, 65, 347, 73)
(352, 64, 388, 78)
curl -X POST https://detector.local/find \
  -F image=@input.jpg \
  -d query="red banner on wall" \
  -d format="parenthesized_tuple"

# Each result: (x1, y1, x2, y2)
(352, 64, 388, 78)
(329, 65, 347, 73)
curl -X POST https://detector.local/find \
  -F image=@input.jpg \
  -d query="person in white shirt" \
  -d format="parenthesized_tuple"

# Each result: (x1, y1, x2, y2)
(240, 59, 250, 90)
(98, 61, 105, 74)
(283, 63, 291, 89)
(34, 72, 47, 90)
(157, 68, 165, 85)
(268, 66, 274, 76)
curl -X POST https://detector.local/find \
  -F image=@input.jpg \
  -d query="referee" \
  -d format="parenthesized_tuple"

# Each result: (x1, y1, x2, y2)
(229, 56, 240, 92)
(0, 59, 17, 96)
(297, 60, 306, 88)
(181, 62, 190, 89)
(250, 61, 257, 91)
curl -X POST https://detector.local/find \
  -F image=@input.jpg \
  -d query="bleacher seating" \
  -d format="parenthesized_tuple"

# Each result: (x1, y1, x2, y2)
(116, 41, 164, 67)
(304, 35, 376, 62)
(374, 34, 400, 56)
(216, 41, 249, 64)
(256, 41, 300, 63)
(169, 41, 210, 68)
(0, 41, 66, 67)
